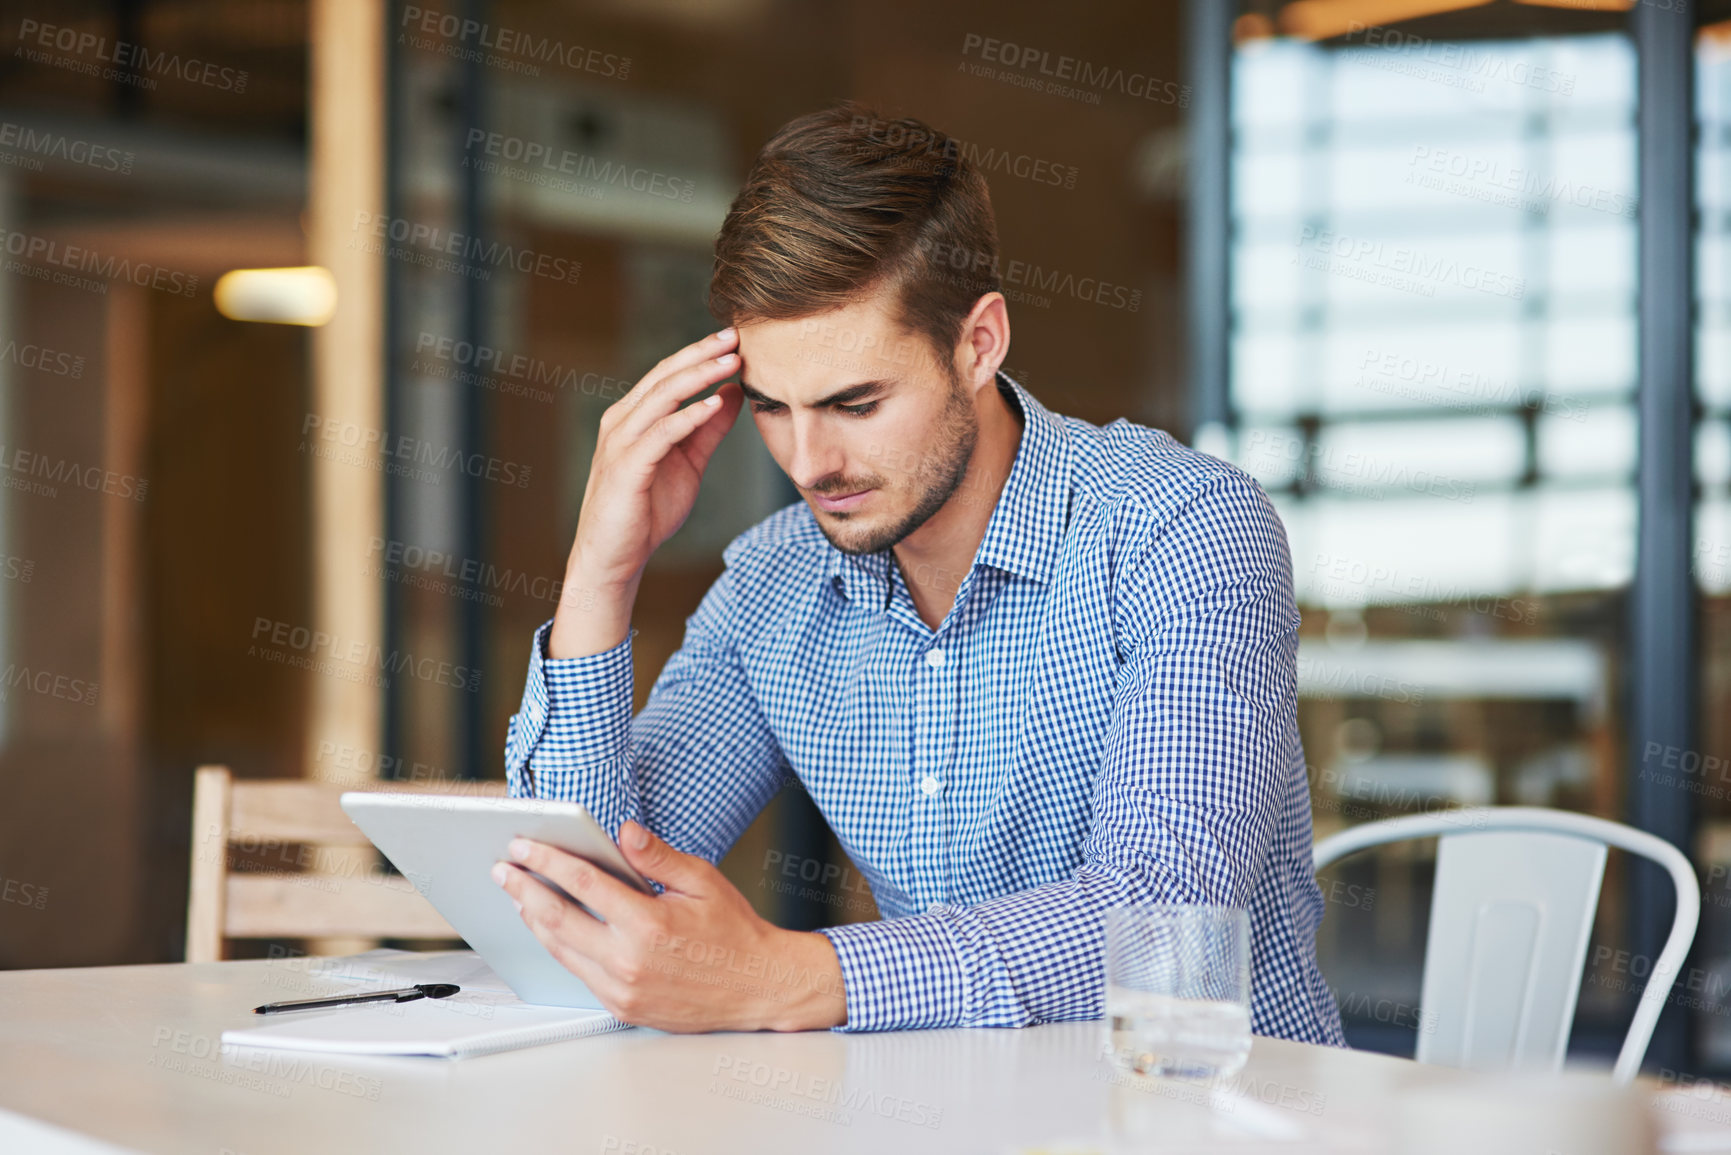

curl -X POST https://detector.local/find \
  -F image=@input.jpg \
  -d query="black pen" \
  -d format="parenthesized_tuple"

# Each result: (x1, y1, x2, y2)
(253, 983, 461, 1015)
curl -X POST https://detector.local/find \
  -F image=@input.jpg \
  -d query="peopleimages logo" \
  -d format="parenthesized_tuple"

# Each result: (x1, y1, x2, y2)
(846, 115, 1080, 191)
(463, 130, 696, 202)
(1406, 145, 1637, 219)
(1353, 346, 1587, 422)
(349, 211, 582, 285)
(1298, 656, 1426, 705)
(300, 414, 533, 489)
(15, 19, 249, 92)
(1294, 226, 1524, 300)
(710, 1055, 944, 1130)
(917, 239, 1141, 312)
(0, 443, 148, 501)
(1244, 429, 1478, 503)
(249, 617, 481, 693)
(365, 535, 579, 607)
(0, 226, 199, 297)
(0, 121, 132, 174)
(1345, 21, 1576, 96)
(398, 6, 630, 80)
(0, 339, 83, 379)
(0, 664, 97, 707)
(413, 332, 633, 404)
(1308, 551, 1538, 625)
(959, 33, 1190, 107)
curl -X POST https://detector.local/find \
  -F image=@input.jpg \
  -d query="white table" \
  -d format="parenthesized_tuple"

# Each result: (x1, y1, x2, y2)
(0, 954, 1714, 1154)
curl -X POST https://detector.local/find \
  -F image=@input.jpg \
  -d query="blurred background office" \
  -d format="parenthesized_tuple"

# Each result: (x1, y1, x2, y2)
(0, 0, 1727, 1079)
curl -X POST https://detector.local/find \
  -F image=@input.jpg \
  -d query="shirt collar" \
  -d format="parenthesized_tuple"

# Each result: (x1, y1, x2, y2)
(973, 369, 1073, 584)
(825, 543, 893, 609)
(822, 369, 1073, 606)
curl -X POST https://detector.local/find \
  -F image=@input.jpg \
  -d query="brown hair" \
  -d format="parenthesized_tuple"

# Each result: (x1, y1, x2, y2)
(708, 101, 1001, 373)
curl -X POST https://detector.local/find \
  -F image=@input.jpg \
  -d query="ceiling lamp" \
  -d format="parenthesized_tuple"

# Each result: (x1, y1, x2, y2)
(213, 266, 337, 326)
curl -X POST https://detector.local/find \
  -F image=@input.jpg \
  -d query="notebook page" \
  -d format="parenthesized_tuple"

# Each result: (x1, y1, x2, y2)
(225, 949, 623, 1058)
(223, 987, 623, 1058)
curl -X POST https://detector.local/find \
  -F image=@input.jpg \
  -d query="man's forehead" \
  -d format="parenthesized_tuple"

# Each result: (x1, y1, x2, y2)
(737, 308, 938, 401)
(740, 304, 919, 354)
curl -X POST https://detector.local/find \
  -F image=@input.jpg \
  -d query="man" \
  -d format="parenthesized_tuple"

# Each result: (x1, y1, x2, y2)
(495, 102, 1345, 1044)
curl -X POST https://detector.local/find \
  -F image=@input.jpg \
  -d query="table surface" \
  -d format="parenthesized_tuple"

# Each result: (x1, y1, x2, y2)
(0, 953, 1717, 1155)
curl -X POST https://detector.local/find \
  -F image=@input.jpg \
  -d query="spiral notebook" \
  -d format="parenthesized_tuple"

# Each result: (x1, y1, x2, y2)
(221, 949, 626, 1060)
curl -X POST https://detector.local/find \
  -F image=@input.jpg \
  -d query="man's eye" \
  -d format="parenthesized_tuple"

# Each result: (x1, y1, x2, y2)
(748, 401, 783, 414)
(838, 402, 878, 417)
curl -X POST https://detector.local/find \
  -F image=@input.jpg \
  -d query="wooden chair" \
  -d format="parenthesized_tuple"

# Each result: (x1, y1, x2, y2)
(184, 763, 507, 963)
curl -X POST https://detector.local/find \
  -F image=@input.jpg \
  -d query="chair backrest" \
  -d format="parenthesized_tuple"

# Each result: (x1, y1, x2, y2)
(1313, 806, 1699, 1084)
(185, 764, 507, 963)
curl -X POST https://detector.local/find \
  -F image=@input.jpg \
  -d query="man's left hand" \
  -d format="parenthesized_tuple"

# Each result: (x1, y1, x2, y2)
(491, 820, 848, 1032)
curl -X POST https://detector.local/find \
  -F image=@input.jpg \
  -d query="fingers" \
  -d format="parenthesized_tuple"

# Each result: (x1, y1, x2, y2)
(622, 392, 733, 476)
(492, 859, 609, 958)
(609, 328, 738, 436)
(547, 946, 627, 1017)
(676, 381, 744, 475)
(645, 327, 738, 393)
(496, 874, 625, 1004)
(502, 839, 654, 931)
(492, 855, 651, 1024)
(617, 821, 715, 897)
(611, 353, 738, 446)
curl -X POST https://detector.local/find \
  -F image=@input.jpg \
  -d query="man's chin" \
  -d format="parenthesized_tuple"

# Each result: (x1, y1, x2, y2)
(811, 507, 901, 556)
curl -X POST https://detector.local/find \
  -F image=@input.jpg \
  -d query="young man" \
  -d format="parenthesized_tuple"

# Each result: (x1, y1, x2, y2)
(494, 103, 1345, 1045)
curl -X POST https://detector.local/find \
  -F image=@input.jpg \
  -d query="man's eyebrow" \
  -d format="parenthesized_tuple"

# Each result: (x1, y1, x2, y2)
(738, 379, 893, 408)
(815, 380, 892, 406)
(737, 380, 779, 406)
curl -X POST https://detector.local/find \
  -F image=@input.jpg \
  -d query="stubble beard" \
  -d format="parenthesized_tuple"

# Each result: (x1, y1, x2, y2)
(817, 380, 979, 557)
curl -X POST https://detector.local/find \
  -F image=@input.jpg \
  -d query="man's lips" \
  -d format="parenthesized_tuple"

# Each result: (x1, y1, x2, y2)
(812, 488, 874, 512)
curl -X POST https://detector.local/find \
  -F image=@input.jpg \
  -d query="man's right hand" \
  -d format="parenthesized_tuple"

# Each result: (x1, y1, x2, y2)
(548, 328, 744, 660)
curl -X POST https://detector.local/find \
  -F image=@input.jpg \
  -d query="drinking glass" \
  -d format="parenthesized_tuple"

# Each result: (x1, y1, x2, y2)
(1103, 904, 1252, 1080)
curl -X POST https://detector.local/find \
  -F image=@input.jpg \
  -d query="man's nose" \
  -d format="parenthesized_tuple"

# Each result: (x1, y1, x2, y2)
(787, 419, 847, 491)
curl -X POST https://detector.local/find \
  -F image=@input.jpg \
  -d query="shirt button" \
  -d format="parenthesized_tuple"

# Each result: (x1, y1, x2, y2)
(924, 648, 946, 667)
(920, 775, 943, 796)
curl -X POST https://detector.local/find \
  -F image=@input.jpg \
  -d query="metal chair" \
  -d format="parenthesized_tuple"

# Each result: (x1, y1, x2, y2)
(1313, 806, 1699, 1084)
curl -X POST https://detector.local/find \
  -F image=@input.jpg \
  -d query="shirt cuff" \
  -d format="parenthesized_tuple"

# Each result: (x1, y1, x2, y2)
(818, 914, 967, 1032)
(505, 620, 636, 800)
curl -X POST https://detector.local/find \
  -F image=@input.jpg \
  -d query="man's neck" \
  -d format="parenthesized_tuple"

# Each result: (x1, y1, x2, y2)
(893, 377, 1026, 631)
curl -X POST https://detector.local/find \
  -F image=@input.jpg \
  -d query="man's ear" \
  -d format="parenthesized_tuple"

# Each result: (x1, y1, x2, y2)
(955, 292, 1010, 394)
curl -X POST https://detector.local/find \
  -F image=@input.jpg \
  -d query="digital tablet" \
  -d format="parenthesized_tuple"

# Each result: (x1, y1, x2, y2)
(339, 792, 653, 1009)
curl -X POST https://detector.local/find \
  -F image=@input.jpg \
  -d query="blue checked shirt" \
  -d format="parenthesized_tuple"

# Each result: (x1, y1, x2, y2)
(505, 372, 1345, 1044)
